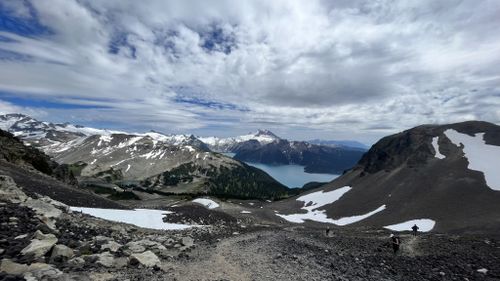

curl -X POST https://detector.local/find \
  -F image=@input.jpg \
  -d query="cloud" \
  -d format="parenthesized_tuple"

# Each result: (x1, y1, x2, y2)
(0, 0, 499, 142)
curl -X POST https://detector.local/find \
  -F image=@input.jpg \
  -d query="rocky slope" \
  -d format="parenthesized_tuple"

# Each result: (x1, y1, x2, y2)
(1, 174, 499, 281)
(0, 129, 124, 208)
(275, 121, 500, 233)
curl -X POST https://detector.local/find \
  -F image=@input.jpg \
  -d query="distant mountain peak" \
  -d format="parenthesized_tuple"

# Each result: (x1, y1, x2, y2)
(255, 129, 280, 139)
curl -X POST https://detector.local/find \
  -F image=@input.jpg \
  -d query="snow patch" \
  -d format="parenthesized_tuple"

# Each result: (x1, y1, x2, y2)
(299, 186, 352, 212)
(240, 210, 252, 214)
(477, 268, 488, 274)
(331, 205, 386, 226)
(277, 186, 385, 225)
(192, 198, 219, 209)
(384, 219, 436, 232)
(276, 186, 385, 225)
(184, 145, 195, 152)
(444, 129, 500, 191)
(277, 204, 386, 225)
(431, 137, 445, 159)
(69, 207, 193, 230)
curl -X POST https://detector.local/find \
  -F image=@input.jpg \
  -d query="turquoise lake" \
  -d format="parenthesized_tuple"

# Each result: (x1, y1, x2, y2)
(222, 153, 338, 188)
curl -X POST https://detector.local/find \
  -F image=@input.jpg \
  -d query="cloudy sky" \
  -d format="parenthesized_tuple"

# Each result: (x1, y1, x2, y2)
(0, 0, 499, 144)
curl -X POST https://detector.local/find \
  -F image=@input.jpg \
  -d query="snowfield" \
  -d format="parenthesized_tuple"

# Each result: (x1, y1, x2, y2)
(332, 205, 386, 226)
(70, 207, 193, 230)
(276, 186, 386, 225)
(384, 219, 436, 232)
(192, 198, 220, 209)
(444, 129, 500, 191)
(431, 137, 446, 159)
(298, 186, 352, 212)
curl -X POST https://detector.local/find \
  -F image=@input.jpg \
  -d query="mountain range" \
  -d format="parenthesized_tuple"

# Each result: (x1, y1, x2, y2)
(200, 130, 367, 174)
(1, 114, 500, 234)
(0, 114, 289, 200)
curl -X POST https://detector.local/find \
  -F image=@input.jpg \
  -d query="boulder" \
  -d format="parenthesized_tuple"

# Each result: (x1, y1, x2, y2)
(21, 198, 63, 230)
(101, 241, 122, 252)
(50, 244, 74, 261)
(21, 235, 58, 258)
(33, 230, 55, 240)
(23, 263, 62, 280)
(181, 237, 194, 248)
(113, 257, 129, 269)
(124, 241, 146, 254)
(0, 175, 28, 203)
(0, 259, 62, 280)
(0, 259, 29, 275)
(130, 251, 161, 268)
(95, 252, 115, 268)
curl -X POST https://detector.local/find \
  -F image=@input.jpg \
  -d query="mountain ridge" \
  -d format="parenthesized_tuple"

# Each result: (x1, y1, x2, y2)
(274, 121, 500, 233)
(0, 114, 292, 200)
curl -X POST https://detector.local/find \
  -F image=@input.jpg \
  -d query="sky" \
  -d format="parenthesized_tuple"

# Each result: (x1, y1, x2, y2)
(0, 0, 499, 144)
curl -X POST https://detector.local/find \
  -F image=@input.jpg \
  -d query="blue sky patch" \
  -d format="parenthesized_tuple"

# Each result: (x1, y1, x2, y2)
(0, 93, 112, 109)
(0, 2, 52, 37)
(200, 25, 236, 55)
(108, 32, 136, 58)
(174, 95, 248, 112)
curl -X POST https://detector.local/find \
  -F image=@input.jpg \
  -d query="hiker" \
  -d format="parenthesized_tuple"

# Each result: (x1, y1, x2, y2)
(325, 226, 331, 237)
(390, 234, 400, 254)
(412, 224, 419, 236)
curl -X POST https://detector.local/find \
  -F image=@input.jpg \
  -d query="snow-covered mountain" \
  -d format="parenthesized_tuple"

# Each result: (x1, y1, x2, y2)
(198, 129, 281, 152)
(0, 114, 208, 153)
(275, 121, 500, 232)
(199, 129, 366, 174)
(0, 114, 287, 199)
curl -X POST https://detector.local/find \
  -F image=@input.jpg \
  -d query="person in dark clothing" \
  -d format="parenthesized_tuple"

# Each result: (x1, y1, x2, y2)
(390, 234, 400, 254)
(325, 227, 331, 237)
(412, 224, 419, 236)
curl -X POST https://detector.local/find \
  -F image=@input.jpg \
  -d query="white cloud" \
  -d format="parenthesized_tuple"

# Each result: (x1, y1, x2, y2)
(0, 0, 499, 142)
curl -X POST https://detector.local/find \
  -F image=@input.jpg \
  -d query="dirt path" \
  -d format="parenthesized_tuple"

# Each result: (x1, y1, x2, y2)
(401, 235, 421, 257)
(165, 233, 261, 281)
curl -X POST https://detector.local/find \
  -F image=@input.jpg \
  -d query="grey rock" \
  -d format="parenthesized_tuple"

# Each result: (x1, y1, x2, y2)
(0, 175, 28, 203)
(125, 241, 146, 254)
(0, 259, 29, 275)
(68, 257, 85, 269)
(113, 257, 130, 269)
(130, 250, 161, 268)
(95, 235, 113, 242)
(21, 235, 58, 258)
(21, 198, 63, 230)
(0, 259, 62, 280)
(23, 263, 63, 280)
(33, 230, 55, 240)
(101, 241, 122, 252)
(50, 244, 74, 261)
(96, 251, 115, 268)
(181, 237, 194, 248)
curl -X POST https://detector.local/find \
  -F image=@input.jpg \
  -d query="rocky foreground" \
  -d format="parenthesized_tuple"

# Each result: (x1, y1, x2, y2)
(1, 175, 499, 281)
